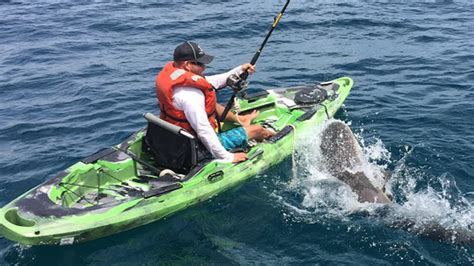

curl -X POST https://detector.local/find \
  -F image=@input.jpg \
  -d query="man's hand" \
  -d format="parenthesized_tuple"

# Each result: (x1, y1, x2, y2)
(232, 152, 248, 163)
(241, 63, 256, 74)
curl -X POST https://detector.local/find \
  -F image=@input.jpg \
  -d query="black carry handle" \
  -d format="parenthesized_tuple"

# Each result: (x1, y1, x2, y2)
(219, 0, 290, 127)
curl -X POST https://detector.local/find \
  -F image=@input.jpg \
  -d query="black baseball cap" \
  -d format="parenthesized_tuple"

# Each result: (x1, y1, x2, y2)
(173, 41, 214, 64)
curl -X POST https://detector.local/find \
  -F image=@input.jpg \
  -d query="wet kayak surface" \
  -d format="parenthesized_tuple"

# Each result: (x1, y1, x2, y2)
(0, 1, 472, 264)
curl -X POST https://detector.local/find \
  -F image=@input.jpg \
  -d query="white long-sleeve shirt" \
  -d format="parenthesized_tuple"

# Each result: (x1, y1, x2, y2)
(173, 66, 243, 163)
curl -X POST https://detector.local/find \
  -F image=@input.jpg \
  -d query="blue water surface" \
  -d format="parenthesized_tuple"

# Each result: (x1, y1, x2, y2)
(0, 0, 473, 264)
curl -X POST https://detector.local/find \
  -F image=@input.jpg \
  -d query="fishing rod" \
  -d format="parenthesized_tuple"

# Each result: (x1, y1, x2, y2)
(218, 0, 290, 128)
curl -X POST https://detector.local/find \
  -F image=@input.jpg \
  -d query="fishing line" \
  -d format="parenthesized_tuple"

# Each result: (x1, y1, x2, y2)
(289, 124, 298, 179)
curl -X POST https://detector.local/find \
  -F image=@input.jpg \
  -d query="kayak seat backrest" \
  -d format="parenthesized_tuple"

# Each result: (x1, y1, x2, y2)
(142, 112, 198, 174)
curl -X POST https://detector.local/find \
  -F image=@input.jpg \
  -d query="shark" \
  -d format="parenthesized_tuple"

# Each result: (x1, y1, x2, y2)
(319, 120, 391, 204)
(318, 120, 473, 245)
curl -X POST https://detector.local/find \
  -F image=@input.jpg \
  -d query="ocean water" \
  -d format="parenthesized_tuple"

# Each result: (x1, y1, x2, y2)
(0, 0, 473, 264)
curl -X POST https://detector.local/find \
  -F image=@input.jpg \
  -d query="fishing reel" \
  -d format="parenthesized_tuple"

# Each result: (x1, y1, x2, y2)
(226, 73, 248, 93)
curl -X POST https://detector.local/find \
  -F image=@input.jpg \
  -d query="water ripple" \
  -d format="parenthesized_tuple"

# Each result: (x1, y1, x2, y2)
(0, 1, 472, 264)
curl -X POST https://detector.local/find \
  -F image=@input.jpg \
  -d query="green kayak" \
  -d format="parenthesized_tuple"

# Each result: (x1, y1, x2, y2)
(0, 77, 353, 245)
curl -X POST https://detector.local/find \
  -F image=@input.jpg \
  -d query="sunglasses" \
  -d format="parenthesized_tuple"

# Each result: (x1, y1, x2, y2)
(190, 61, 205, 67)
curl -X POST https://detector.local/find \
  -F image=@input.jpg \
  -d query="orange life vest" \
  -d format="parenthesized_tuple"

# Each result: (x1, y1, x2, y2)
(155, 62, 218, 134)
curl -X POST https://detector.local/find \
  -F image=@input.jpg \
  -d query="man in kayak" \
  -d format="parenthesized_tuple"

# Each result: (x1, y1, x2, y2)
(155, 41, 275, 163)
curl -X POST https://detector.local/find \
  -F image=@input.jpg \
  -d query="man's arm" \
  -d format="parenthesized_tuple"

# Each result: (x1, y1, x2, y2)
(206, 64, 256, 89)
(209, 63, 258, 126)
(173, 87, 247, 163)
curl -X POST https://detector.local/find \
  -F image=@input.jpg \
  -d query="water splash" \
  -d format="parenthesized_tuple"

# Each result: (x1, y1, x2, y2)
(385, 160, 474, 244)
(277, 119, 473, 245)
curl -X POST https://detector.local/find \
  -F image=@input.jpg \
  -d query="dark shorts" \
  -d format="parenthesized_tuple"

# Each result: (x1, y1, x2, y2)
(217, 127, 248, 151)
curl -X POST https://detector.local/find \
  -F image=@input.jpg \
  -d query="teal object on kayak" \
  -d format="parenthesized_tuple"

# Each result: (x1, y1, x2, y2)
(0, 77, 353, 245)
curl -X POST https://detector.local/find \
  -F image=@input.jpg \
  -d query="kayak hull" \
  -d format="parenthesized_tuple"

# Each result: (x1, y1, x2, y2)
(0, 77, 353, 245)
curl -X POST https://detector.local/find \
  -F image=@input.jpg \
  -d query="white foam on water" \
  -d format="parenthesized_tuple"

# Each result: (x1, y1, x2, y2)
(273, 119, 473, 244)
(385, 161, 474, 243)
(275, 119, 377, 224)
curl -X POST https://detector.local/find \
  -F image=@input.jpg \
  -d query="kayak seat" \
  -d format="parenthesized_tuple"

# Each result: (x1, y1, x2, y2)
(142, 112, 204, 175)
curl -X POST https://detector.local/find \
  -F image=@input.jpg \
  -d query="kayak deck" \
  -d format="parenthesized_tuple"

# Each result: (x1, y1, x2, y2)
(0, 77, 353, 245)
